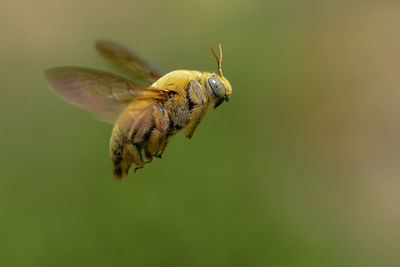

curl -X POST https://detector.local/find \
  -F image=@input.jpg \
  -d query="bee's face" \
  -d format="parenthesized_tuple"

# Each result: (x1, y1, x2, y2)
(208, 74, 232, 109)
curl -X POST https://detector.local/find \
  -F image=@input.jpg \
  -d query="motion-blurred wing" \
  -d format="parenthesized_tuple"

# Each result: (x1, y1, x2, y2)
(95, 39, 163, 85)
(45, 67, 167, 123)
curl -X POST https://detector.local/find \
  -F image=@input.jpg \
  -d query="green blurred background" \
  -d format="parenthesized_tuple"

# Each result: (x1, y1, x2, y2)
(1, 0, 400, 266)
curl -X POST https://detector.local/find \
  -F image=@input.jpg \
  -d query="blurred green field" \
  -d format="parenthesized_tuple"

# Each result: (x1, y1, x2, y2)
(1, 0, 400, 266)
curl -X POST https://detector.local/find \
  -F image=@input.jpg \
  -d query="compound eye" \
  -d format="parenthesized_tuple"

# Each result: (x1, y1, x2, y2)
(208, 75, 226, 99)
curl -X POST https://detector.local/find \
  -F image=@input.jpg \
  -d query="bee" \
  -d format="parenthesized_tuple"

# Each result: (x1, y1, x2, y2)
(45, 40, 232, 179)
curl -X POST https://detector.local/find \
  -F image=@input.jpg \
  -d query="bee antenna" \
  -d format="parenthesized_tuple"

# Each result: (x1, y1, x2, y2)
(210, 44, 224, 77)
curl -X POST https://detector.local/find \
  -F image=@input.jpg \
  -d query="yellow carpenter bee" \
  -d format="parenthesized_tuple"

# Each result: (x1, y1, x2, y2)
(45, 40, 232, 179)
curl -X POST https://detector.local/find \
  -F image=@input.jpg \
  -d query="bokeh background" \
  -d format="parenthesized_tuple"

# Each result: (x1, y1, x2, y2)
(1, 0, 400, 266)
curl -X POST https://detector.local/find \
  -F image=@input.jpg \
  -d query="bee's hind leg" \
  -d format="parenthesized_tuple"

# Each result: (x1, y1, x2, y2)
(145, 128, 170, 159)
(127, 144, 145, 173)
(144, 149, 153, 164)
(155, 135, 170, 158)
(134, 166, 143, 173)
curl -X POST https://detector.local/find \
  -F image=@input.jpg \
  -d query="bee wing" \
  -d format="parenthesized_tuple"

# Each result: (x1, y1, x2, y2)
(45, 67, 168, 123)
(95, 39, 163, 85)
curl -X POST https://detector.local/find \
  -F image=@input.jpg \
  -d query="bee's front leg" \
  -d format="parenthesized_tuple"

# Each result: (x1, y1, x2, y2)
(185, 80, 209, 139)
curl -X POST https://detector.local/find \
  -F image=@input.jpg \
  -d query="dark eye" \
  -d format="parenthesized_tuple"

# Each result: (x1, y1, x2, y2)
(208, 75, 226, 99)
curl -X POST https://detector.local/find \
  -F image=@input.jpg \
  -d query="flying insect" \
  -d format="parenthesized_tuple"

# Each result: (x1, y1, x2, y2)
(45, 40, 232, 179)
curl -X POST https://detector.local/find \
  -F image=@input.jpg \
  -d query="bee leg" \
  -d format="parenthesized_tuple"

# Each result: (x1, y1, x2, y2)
(155, 135, 171, 158)
(134, 166, 143, 173)
(185, 80, 208, 138)
(144, 149, 153, 164)
(126, 144, 145, 173)
(146, 129, 168, 159)
(148, 106, 171, 159)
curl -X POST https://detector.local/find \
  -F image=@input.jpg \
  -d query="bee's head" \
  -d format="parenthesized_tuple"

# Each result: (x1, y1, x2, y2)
(209, 44, 232, 109)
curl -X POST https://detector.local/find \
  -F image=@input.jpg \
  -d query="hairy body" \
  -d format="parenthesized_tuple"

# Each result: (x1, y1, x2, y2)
(110, 71, 218, 177)
(45, 40, 232, 179)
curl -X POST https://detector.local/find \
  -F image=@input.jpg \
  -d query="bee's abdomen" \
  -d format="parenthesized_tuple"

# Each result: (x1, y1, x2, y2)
(110, 101, 170, 179)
